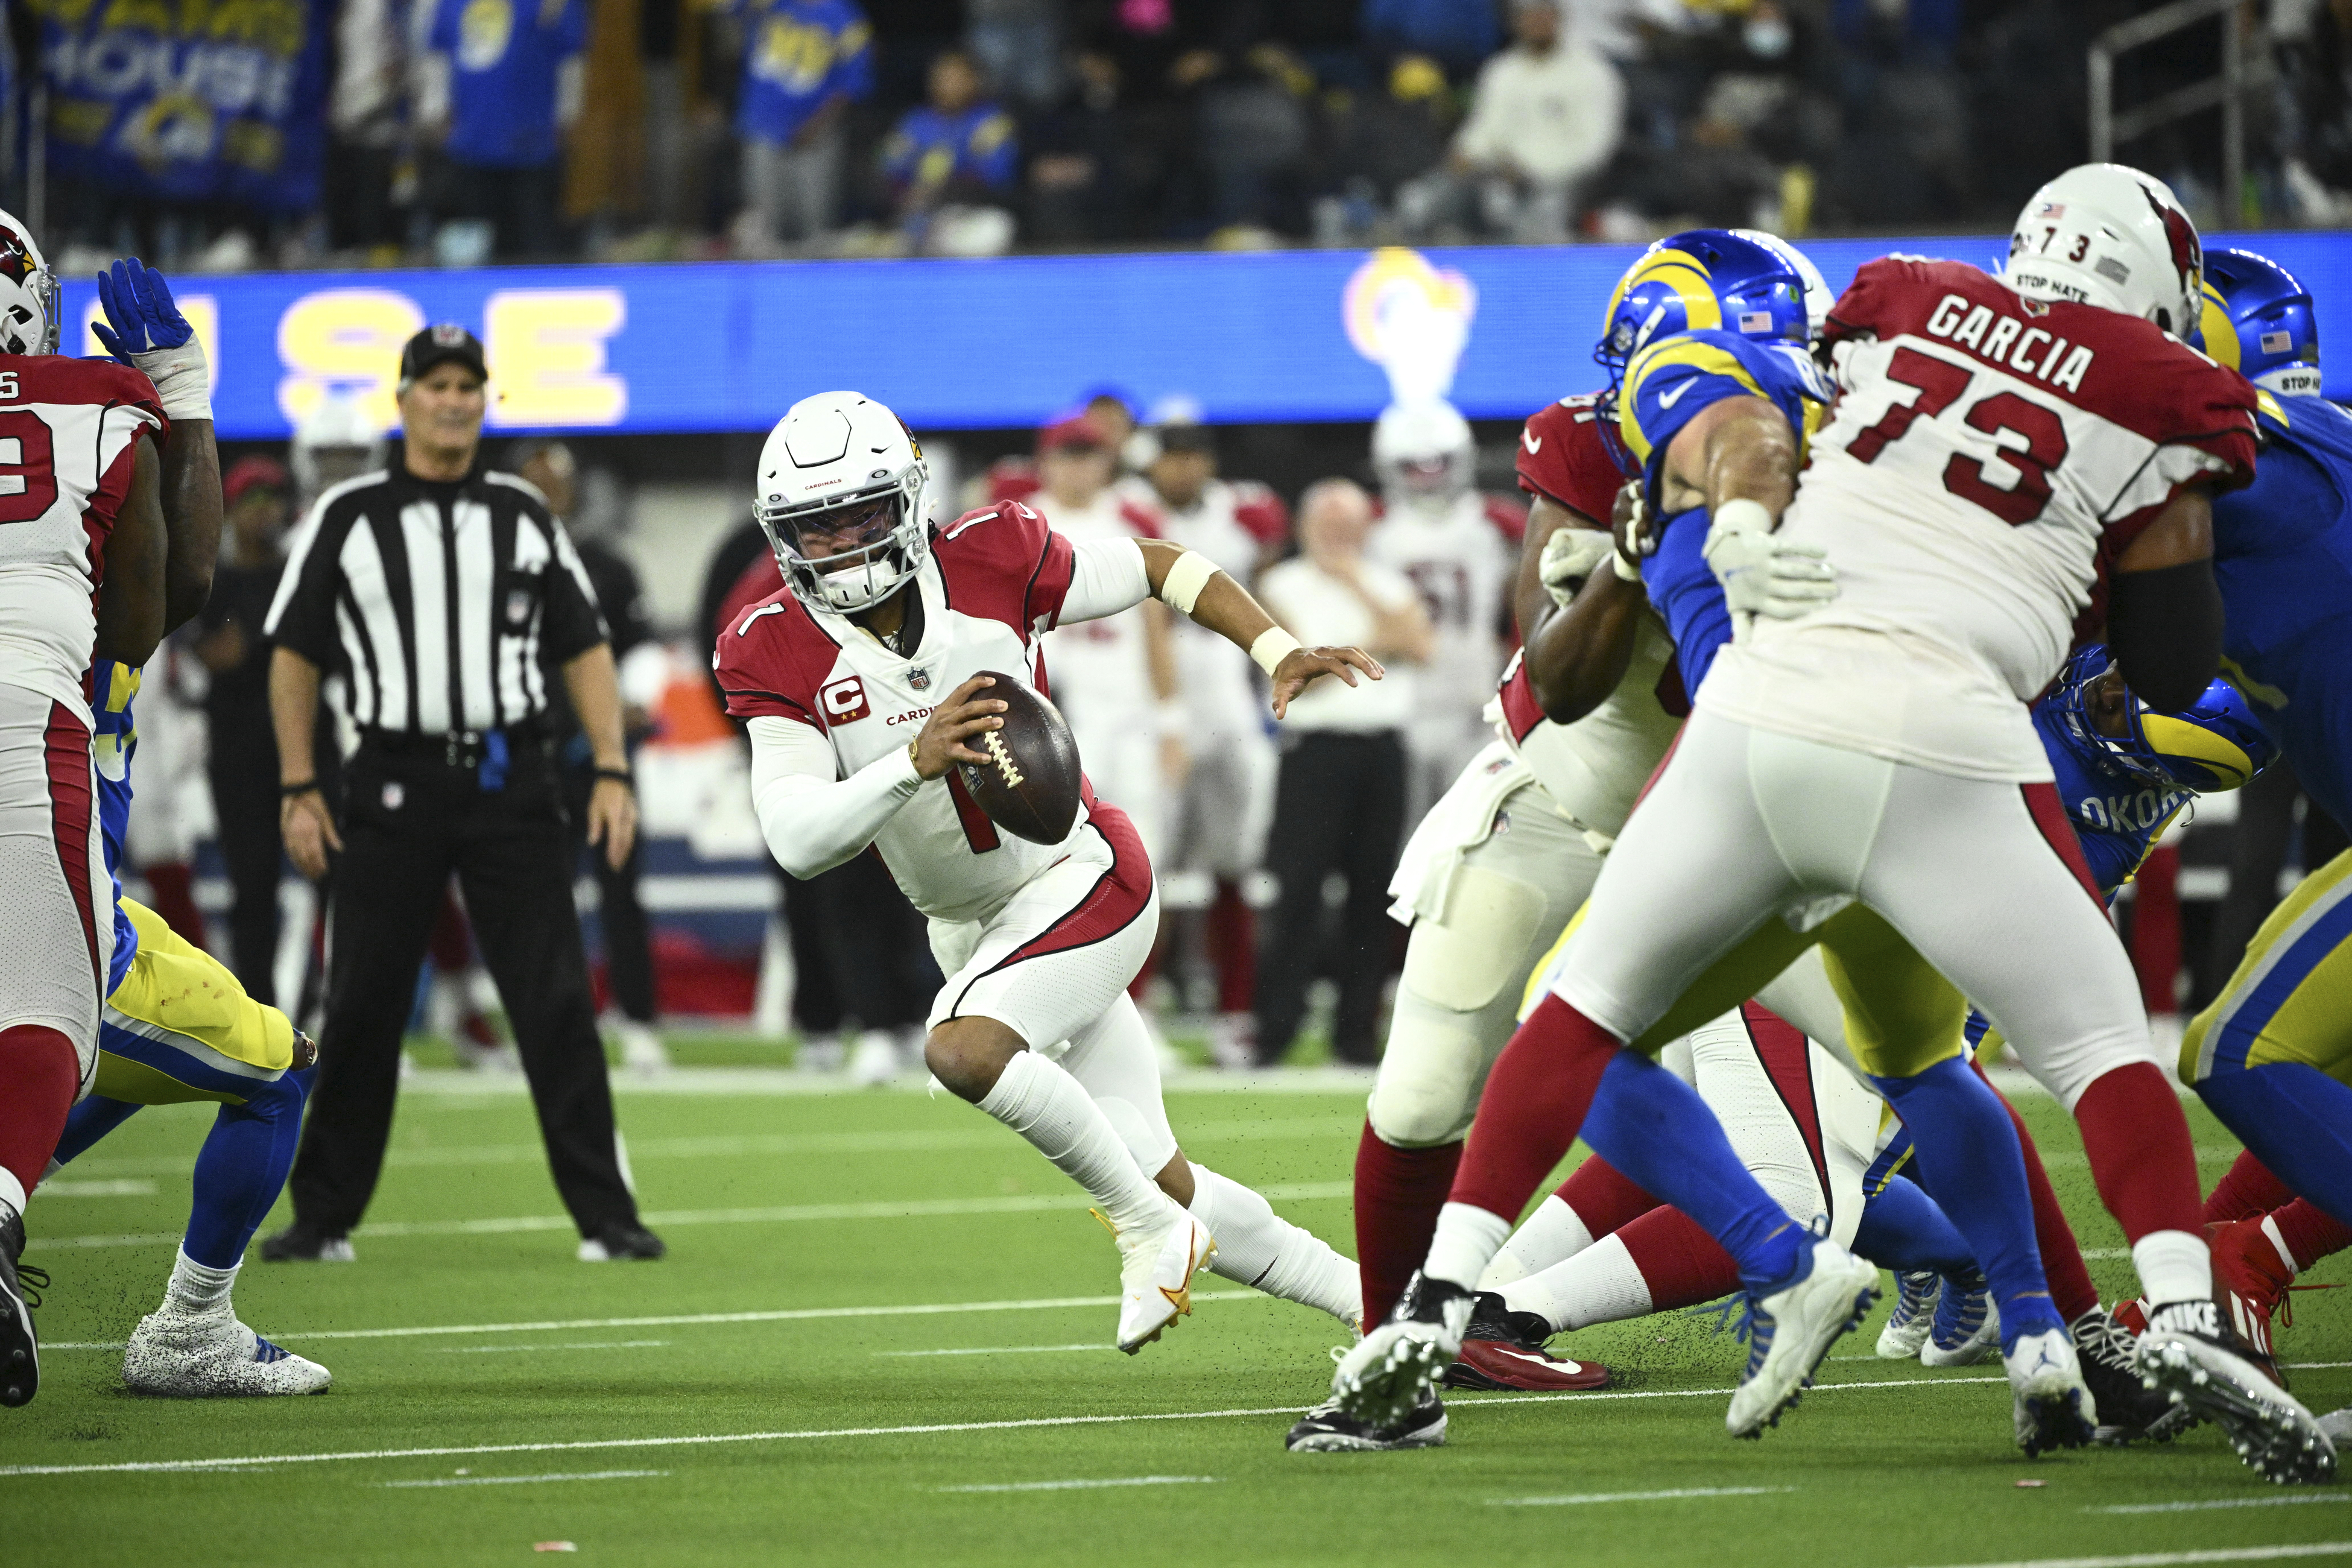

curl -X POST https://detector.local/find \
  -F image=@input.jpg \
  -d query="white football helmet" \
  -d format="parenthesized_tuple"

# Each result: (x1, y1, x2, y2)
(756, 390, 931, 615)
(1373, 398, 1474, 514)
(1735, 229, 1831, 342)
(291, 390, 384, 502)
(2004, 163, 2204, 338)
(0, 209, 59, 356)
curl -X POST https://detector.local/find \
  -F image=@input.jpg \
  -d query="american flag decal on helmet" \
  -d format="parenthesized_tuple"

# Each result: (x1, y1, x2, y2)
(2262, 329, 2294, 355)
(1738, 311, 1772, 332)
(2034, 201, 2066, 218)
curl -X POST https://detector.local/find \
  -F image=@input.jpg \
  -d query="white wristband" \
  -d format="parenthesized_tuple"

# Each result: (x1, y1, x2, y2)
(1711, 496, 1776, 539)
(1158, 549, 1219, 616)
(1609, 548, 1643, 583)
(133, 341, 212, 423)
(1250, 627, 1302, 677)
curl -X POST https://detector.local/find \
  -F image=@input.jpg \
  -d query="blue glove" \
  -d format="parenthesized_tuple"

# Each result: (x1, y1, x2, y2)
(93, 258, 193, 362)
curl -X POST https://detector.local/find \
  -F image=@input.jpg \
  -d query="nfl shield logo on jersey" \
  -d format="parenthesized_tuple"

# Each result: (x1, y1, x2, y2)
(909, 668, 931, 691)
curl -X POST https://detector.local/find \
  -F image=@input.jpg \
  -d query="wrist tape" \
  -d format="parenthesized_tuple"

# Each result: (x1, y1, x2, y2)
(1250, 627, 1302, 677)
(134, 341, 212, 422)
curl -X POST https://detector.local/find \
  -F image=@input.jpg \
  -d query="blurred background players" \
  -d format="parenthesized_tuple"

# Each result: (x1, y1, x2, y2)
(1116, 415, 1288, 1066)
(1254, 479, 1431, 1066)
(1368, 398, 1522, 823)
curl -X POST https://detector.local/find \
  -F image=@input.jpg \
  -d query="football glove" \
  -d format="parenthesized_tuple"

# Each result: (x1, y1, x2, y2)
(95, 258, 210, 421)
(1704, 498, 1835, 640)
(1538, 525, 1616, 609)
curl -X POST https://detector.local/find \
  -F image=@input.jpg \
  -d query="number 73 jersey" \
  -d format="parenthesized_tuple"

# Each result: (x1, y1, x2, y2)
(1702, 256, 2261, 783)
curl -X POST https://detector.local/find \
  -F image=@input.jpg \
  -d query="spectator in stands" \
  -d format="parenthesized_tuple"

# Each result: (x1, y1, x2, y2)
(882, 49, 1020, 253)
(1361, 0, 1502, 82)
(1314, 53, 1456, 244)
(1026, 49, 1136, 243)
(1400, 0, 1623, 242)
(1197, 43, 1318, 237)
(1252, 478, 1431, 1067)
(967, 0, 1061, 109)
(727, 0, 874, 252)
(419, 0, 588, 261)
(196, 458, 301, 1004)
(324, 0, 414, 256)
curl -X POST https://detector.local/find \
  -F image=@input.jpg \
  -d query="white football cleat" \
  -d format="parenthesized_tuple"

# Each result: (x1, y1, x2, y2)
(1330, 1274, 1475, 1433)
(1725, 1234, 1879, 1440)
(1876, 1271, 1938, 1359)
(1098, 1205, 1215, 1353)
(2005, 1326, 2097, 1456)
(2135, 1302, 2336, 1485)
(612, 1018, 671, 1075)
(1921, 1273, 1999, 1367)
(847, 1029, 900, 1087)
(122, 1309, 331, 1397)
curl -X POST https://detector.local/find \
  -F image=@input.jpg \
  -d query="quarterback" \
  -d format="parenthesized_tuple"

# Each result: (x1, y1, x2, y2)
(716, 391, 1373, 1351)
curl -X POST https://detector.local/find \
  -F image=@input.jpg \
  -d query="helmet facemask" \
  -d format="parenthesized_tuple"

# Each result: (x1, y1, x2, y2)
(760, 472, 930, 615)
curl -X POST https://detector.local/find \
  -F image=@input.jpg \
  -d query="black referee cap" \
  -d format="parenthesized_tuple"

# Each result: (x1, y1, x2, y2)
(399, 322, 487, 386)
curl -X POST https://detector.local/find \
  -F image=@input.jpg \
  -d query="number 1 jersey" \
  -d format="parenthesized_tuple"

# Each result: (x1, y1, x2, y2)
(1702, 256, 2260, 781)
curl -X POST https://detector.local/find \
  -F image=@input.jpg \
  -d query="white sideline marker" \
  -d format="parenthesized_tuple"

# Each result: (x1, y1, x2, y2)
(1909, 1546, 2352, 1568)
(0, 1376, 2006, 1479)
(379, 1470, 670, 1489)
(1491, 1486, 1795, 1507)
(935, 1476, 1218, 1494)
(2088, 1497, 2352, 1516)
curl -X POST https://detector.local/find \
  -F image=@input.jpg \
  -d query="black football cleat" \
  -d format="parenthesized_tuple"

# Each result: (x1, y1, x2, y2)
(1285, 1389, 1447, 1452)
(259, 1222, 355, 1263)
(2135, 1298, 2336, 1484)
(578, 1221, 666, 1261)
(0, 1209, 45, 1408)
(2072, 1306, 2192, 1444)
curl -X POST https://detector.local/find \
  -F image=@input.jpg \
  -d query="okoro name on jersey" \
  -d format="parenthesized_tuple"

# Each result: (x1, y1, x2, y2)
(0, 356, 166, 720)
(1706, 256, 2259, 781)
(715, 501, 1120, 924)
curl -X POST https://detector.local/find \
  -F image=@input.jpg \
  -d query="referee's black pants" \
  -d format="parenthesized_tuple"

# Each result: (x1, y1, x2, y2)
(288, 736, 642, 1239)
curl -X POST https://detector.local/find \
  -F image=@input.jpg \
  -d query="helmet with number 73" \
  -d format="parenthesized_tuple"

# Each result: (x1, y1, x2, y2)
(2003, 163, 2204, 339)
(756, 390, 933, 615)
(0, 209, 59, 356)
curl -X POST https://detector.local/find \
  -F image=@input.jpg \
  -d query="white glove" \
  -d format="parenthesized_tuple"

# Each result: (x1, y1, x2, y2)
(1538, 526, 1616, 609)
(1704, 498, 1836, 640)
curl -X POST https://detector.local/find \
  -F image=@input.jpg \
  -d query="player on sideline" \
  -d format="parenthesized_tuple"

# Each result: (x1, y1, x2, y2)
(1337, 166, 2333, 1480)
(0, 219, 175, 1409)
(716, 391, 1371, 1351)
(2163, 247, 2352, 1310)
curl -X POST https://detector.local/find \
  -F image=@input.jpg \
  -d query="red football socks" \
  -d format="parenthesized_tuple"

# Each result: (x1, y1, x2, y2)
(2072, 1061, 2205, 1244)
(1353, 1125, 1462, 1326)
(1207, 879, 1256, 1016)
(2274, 1199, 2352, 1273)
(1970, 1061, 2099, 1321)
(2205, 1149, 2299, 1225)
(0, 1024, 79, 1211)
(1555, 1155, 1658, 1241)
(1449, 995, 1620, 1223)
(1616, 1204, 1741, 1310)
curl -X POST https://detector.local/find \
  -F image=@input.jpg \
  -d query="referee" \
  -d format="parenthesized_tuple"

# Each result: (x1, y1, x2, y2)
(259, 324, 663, 1263)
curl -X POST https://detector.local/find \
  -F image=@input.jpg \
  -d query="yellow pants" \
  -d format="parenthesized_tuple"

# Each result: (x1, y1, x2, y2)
(93, 898, 298, 1107)
(2182, 849, 2352, 1087)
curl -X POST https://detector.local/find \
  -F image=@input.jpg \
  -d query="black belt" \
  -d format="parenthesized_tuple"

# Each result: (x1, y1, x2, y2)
(359, 721, 546, 773)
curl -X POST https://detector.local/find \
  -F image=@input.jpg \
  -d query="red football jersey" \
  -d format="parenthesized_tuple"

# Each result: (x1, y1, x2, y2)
(1516, 392, 1633, 525)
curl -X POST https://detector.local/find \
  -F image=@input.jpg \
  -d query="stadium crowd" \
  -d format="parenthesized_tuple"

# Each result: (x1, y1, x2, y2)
(6, 0, 2350, 270)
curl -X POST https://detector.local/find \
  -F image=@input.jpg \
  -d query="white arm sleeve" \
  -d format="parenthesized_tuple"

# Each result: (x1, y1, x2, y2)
(1059, 536, 1153, 623)
(748, 715, 923, 879)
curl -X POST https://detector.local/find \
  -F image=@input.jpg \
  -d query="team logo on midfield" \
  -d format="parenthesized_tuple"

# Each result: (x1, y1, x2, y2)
(820, 675, 871, 722)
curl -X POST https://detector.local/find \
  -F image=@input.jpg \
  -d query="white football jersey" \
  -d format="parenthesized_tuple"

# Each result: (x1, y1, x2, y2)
(1491, 609, 1682, 837)
(1368, 492, 1520, 741)
(1114, 473, 1283, 742)
(1031, 489, 1161, 747)
(1702, 257, 2261, 781)
(0, 356, 166, 719)
(716, 501, 1130, 925)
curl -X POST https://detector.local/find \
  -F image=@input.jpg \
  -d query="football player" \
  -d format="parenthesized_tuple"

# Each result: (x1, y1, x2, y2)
(2172, 247, 2352, 1306)
(0, 227, 174, 1408)
(1339, 167, 2335, 1481)
(716, 391, 1376, 1351)
(1366, 397, 1525, 820)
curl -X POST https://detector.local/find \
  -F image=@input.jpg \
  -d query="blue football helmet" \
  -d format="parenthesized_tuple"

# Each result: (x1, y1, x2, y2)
(1595, 230, 1814, 387)
(2193, 248, 2321, 397)
(2049, 645, 2276, 794)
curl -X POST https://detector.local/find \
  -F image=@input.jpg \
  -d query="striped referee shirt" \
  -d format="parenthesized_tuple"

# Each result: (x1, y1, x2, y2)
(264, 464, 609, 735)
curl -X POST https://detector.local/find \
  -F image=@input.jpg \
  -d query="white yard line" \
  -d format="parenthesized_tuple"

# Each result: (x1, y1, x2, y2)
(36, 1183, 1355, 1252)
(1909, 1546, 2352, 1568)
(379, 1470, 669, 1488)
(934, 1476, 1218, 1493)
(1490, 1486, 1795, 1506)
(431, 1341, 672, 1355)
(41, 1289, 1271, 1351)
(2088, 1498, 2352, 1515)
(875, 1344, 1109, 1358)
(0, 1376, 2005, 1479)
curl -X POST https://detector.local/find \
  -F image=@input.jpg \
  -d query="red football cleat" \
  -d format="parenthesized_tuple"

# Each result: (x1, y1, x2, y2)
(2208, 1216, 2295, 1367)
(1448, 1338, 1613, 1393)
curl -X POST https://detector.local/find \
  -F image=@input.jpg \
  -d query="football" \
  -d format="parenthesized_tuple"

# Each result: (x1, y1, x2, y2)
(956, 670, 1083, 844)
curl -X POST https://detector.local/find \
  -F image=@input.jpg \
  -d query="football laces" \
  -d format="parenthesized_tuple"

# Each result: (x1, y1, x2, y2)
(981, 728, 1025, 788)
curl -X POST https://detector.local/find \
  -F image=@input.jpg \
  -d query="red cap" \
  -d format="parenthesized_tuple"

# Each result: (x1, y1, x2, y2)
(1037, 413, 1111, 454)
(224, 455, 290, 506)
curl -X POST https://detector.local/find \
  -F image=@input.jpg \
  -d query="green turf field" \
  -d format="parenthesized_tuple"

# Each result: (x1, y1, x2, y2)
(10, 1069, 2348, 1568)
